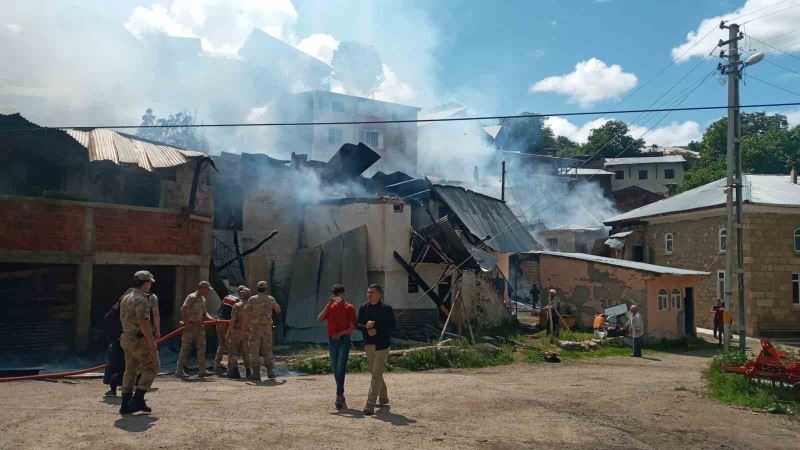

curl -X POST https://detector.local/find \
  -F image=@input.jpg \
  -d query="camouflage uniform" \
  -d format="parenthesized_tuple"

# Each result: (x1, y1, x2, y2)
(176, 292, 209, 377)
(246, 292, 280, 379)
(119, 288, 159, 394)
(226, 298, 251, 377)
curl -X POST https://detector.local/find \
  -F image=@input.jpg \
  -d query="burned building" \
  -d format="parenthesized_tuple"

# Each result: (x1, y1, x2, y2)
(0, 114, 213, 352)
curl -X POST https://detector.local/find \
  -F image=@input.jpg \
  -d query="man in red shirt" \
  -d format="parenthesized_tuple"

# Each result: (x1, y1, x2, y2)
(318, 284, 357, 410)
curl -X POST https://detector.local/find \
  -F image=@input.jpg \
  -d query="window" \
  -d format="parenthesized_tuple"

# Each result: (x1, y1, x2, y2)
(719, 228, 727, 253)
(332, 100, 345, 112)
(359, 129, 382, 148)
(638, 169, 648, 180)
(658, 289, 668, 311)
(794, 228, 800, 252)
(546, 238, 558, 250)
(664, 168, 675, 179)
(671, 288, 682, 310)
(717, 271, 725, 300)
(615, 170, 624, 180)
(793, 273, 800, 306)
(327, 128, 343, 145)
(665, 233, 674, 254)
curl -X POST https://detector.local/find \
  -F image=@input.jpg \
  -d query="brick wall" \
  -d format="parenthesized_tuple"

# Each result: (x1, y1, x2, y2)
(0, 197, 85, 252)
(1, 196, 208, 257)
(742, 212, 800, 335)
(644, 214, 727, 330)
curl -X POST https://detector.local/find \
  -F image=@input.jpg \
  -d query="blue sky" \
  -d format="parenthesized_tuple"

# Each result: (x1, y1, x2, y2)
(6, 0, 800, 146)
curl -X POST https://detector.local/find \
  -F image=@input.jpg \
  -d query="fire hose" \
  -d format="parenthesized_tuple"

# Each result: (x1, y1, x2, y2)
(0, 319, 229, 383)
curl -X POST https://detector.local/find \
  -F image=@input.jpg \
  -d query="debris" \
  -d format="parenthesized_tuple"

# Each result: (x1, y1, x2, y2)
(475, 343, 501, 354)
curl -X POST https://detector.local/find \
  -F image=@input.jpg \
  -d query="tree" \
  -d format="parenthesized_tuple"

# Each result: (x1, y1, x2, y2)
(138, 108, 211, 152)
(331, 41, 384, 97)
(497, 112, 548, 154)
(581, 120, 644, 158)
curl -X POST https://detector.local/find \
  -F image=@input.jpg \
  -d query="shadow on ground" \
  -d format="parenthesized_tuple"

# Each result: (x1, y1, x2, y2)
(113, 415, 159, 432)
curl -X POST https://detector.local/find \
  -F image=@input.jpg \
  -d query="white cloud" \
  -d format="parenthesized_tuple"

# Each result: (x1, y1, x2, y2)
(374, 64, 415, 105)
(672, 0, 800, 62)
(6, 24, 23, 34)
(125, 0, 298, 55)
(530, 58, 637, 108)
(295, 33, 339, 65)
(546, 117, 701, 146)
(246, 106, 269, 123)
(785, 109, 800, 127)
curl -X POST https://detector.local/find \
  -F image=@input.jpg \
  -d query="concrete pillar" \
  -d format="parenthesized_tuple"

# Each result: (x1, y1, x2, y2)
(74, 209, 94, 349)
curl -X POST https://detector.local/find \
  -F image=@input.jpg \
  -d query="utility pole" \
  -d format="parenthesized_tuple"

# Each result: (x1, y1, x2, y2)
(501, 160, 506, 202)
(719, 21, 746, 351)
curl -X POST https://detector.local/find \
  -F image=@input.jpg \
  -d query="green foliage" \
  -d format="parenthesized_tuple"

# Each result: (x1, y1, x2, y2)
(581, 120, 644, 158)
(138, 108, 211, 152)
(498, 112, 549, 154)
(704, 350, 798, 416)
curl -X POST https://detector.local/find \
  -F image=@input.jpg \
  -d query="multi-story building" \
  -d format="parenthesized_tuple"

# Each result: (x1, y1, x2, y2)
(605, 155, 686, 195)
(271, 90, 420, 175)
(604, 174, 800, 337)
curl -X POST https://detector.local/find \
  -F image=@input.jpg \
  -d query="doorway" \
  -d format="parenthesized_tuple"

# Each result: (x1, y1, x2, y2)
(684, 287, 695, 337)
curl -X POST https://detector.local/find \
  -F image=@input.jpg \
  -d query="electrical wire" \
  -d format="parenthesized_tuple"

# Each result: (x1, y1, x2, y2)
(728, 0, 792, 22)
(742, 32, 800, 65)
(742, 1, 800, 24)
(747, 74, 800, 97)
(763, 58, 800, 77)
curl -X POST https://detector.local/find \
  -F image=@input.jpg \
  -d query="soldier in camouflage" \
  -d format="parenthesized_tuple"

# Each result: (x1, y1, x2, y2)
(118, 270, 159, 415)
(175, 281, 215, 378)
(245, 281, 281, 380)
(226, 287, 251, 378)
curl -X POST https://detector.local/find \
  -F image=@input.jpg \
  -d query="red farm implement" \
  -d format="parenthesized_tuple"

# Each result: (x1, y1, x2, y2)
(722, 340, 800, 400)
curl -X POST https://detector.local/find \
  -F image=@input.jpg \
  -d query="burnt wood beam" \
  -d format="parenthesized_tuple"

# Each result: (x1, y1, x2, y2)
(393, 251, 442, 306)
(217, 230, 279, 272)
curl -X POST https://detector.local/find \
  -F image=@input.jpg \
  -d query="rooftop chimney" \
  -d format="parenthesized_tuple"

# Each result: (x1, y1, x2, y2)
(792, 167, 797, 184)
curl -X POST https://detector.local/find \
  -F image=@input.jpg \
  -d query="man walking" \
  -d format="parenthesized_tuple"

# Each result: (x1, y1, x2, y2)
(357, 284, 395, 416)
(118, 270, 159, 414)
(711, 300, 724, 345)
(176, 281, 215, 378)
(318, 284, 357, 410)
(629, 305, 645, 357)
(214, 286, 246, 376)
(245, 281, 281, 381)
(226, 287, 251, 378)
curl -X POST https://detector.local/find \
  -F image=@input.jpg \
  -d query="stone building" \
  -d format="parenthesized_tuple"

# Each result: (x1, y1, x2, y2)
(605, 174, 800, 337)
(0, 114, 213, 351)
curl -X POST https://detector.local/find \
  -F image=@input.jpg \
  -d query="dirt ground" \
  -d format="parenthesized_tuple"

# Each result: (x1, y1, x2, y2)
(1, 349, 798, 450)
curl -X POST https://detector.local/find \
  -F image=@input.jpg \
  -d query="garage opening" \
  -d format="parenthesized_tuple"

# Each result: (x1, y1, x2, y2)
(90, 265, 176, 350)
(0, 263, 77, 354)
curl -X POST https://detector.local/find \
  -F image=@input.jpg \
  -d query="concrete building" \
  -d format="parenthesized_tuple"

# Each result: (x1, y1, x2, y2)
(605, 155, 686, 195)
(605, 174, 800, 337)
(535, 252, 708, 339)
(271, 90, 420, 174)
(536, 226, 608, 254)
(0, 114, 212, 352)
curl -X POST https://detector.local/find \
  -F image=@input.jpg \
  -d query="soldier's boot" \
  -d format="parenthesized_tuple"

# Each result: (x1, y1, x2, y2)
(245, 367, 253, 378)
(213, 352, 225, 376)
(128, 389, 151, 414)
(119, 392, 134, 414)
(248, 368, 261, 381)
(175, 359, 187, 378)
(227, 365, 241, 379)
(266, 366, 277, 380)
(197, 357, 212, 378)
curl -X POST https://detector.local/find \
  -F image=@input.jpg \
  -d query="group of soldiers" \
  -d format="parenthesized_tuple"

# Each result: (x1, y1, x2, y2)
(114, 270, 281, 415)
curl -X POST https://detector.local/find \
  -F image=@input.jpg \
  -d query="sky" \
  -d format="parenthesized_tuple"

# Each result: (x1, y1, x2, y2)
(3, 0, 800, 147)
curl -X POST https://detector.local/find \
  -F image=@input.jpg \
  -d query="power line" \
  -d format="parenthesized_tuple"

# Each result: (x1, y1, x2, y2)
(763, 57, 800, 77)
(742, 32, 800, 65)
(747, 74, 800, 97)
(742, 1, 800, 24)
(729, 0, 792, 22)
(4, 102, 800, 132)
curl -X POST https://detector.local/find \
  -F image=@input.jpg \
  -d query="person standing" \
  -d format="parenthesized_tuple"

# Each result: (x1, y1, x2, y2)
(214, 286, 246, 376)
(529, 284, 540, 310)
(545, 289, 560, 338)
(356, 284, 395, 416)
(226, 287, 252, 378)
(245, 281, 281, 380)
(318, 284, 357, 410)
(711, 300, 724, 345)
(118, 270, 159, 415)
(175, 281, 215, 378)
(629, 305, 645, 357)
(102, 299, 124, 397)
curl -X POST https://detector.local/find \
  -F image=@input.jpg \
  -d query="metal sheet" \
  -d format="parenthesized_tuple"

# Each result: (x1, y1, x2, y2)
(113, 131, 139, 165)
(285, 248, 321, 329)
(89, 129, 119, 164)
(538, 251, 709, 276)
(341, 226, 368, 307)
(317, 234, 344, 313)
(433, 185, 541, 253)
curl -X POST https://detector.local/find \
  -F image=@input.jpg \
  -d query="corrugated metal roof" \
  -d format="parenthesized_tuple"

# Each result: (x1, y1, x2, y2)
(604, 155, 686, 165)
(537, 251, 709, 276)
(63, 129, 204, 171)
(433, 185, 542, 253)
(563, 167, 614, 176)
(483, 125, 502, 139)
(605, 175, 800, 224)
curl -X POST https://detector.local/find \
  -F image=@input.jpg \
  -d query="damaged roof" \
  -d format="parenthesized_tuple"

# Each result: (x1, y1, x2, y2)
(433, 185, 542, 253)
(64, 129, 205, 171)
(605, 175, 800, 224)
(537, 251, 709, 276)
(604, 155, 686, 166)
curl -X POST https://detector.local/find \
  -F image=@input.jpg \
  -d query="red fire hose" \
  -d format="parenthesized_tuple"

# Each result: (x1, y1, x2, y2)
(0, 319, 229, 383)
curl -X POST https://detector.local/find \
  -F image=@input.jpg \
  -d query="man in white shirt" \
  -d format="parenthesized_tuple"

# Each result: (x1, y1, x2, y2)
(629, 305, 644, 357)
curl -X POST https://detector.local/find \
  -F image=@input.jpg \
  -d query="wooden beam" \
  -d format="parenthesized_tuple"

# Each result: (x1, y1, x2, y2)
(393, 251, 442, 306)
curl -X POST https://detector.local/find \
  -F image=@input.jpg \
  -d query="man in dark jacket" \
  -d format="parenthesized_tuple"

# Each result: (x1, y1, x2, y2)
(103, 300, 125, 397)
(356, 284, 395, 415)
